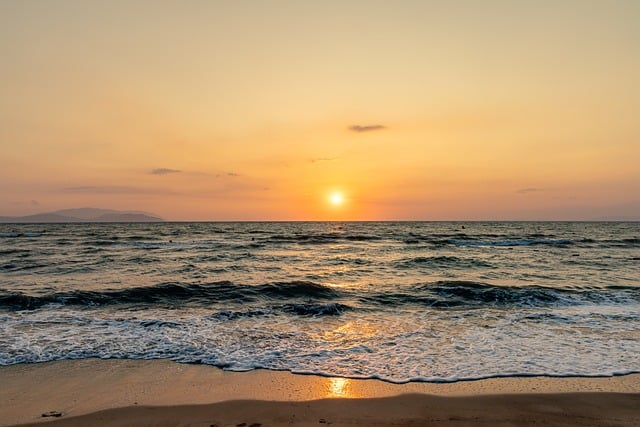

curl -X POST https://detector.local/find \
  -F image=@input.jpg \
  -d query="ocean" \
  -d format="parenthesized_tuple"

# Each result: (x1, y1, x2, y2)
(1, 222, 638, 383)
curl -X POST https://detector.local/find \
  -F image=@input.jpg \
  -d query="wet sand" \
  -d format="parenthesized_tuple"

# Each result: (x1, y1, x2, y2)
(1, 359, 638, 426)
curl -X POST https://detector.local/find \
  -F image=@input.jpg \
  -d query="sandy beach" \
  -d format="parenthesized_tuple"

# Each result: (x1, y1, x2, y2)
(1, 359, 638, 426)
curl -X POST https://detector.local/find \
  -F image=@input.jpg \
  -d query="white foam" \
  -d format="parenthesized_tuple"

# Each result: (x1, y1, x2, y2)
(1, 304, 639, 383)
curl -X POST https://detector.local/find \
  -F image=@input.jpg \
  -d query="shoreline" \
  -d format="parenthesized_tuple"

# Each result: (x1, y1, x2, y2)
(1, 359, 639, 426)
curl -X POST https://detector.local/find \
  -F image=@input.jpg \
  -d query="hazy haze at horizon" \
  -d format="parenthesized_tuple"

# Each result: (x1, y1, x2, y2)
(1, 0, 639, 220)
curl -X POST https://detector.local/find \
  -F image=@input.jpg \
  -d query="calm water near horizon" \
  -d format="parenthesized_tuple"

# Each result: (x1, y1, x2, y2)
(1, 221, 639, 383)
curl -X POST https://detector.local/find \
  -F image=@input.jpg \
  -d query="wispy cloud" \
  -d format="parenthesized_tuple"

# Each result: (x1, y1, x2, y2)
(63, 186, 175, 195)
(309, 157, 338, 163)
(151, 168, 181, 175)
(517, 187, 542, 194)
(215, 172, 240, 178)
(348, 124, 386, 133)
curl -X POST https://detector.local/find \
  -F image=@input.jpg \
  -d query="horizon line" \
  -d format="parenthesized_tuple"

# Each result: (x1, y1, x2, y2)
(1, 219, 639, 224)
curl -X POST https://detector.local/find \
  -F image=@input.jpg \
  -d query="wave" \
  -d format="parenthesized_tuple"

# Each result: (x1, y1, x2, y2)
(0, 280, 341, 311)
(359, 281, 640, 309)
(280, 302, 351, 316)
(401, 234, 575, 247)
(206, 303, 356, 319)
(450, 239, 573, 247)
(0, 249, 31, 256)
(0, 232, 41, 238)
(396, 256, 493, 269)
(1, 263, 48, 272)
(402, 233, 640, 248)
(264, 233, 382, 244)
(2, 279, 638, 312)
(599, 238, 640, 248)
(85, 240, 120, 246)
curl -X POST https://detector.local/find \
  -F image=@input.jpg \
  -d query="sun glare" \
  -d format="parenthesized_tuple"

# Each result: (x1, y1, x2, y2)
(329, 192, 344, 206)
(327, 377, 351, 397)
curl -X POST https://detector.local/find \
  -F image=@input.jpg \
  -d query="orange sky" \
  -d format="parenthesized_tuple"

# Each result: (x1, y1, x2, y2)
(1, 0, 639, 220)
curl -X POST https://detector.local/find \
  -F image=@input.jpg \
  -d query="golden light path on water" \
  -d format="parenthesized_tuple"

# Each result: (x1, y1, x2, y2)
(328, 377, 351, 397)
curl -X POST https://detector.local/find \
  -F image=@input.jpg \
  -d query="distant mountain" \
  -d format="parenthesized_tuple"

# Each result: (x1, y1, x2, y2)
(0, 208, 163, 223)
(52, 208, 161, 221)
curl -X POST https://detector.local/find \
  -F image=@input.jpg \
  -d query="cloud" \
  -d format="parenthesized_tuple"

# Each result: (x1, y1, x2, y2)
(151, 168, 181, 175)
(63, 186, 175, 195)
(30, 200, 39, 206)
(348, 124, 386, 133)
(309, 157, 338, 163)
(517, 188, 542, 194)
(215, 172, 240, 178)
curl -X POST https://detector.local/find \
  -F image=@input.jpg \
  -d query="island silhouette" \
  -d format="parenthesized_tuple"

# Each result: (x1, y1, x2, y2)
(0, 208, 163, 223)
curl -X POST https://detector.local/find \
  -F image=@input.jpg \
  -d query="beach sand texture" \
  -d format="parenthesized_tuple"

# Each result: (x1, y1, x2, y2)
(1, 359, 639, 426)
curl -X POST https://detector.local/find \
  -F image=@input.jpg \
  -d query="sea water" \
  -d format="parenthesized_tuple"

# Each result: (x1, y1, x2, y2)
(1, 222, 638, 383)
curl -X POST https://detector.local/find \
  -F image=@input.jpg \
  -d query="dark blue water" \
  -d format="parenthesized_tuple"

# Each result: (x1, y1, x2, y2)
(1, 222, 639, 382)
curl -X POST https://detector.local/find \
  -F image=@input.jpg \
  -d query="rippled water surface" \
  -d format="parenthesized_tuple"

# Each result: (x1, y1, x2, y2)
(1, 222, 639, 382)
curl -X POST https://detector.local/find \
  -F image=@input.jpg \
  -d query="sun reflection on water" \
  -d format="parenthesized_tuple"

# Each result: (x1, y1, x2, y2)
(327, 377, 351, 397)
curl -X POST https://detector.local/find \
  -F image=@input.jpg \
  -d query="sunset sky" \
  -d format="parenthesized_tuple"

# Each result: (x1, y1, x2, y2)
(1, 0, 639, 220)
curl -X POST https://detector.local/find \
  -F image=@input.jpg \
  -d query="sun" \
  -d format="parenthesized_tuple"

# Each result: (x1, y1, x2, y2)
(329, 192, 344, 206)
